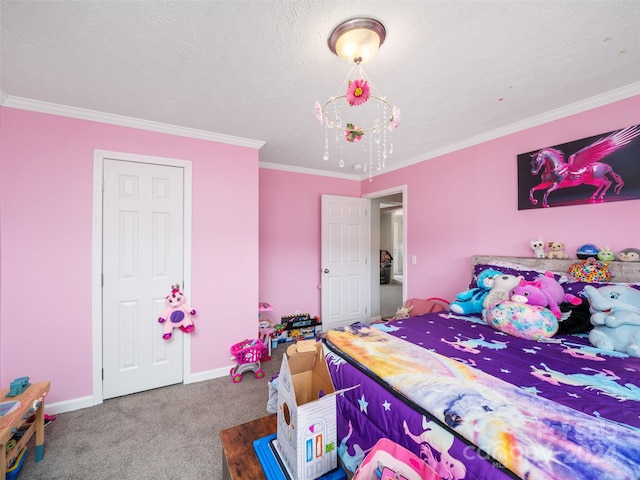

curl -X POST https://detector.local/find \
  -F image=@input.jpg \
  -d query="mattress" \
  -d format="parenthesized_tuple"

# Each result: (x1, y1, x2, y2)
(322, 313, 640, 480)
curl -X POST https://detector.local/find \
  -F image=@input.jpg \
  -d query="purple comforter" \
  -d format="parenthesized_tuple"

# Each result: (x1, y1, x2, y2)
(323, 313, 640, 480)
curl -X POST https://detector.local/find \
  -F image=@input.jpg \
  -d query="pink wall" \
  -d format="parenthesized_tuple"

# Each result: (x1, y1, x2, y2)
(1, 94, 637, 410)
(0, 107, 260, 404)
(362, 95, 640, 302)
(258, 168, 360, 323)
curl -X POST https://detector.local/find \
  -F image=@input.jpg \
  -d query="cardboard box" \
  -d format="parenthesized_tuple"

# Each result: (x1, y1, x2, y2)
(275, 340, 338, 480)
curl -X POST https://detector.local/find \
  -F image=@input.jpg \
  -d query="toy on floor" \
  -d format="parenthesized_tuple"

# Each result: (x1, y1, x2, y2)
(391, 305, 414, 320)
(259, 302, 275, 360)
(510, 271, 582, 319)
(230, 338, 265, 383)
(157, 284, 196, 340)
(583, 284, 640, 357)
(530, 238, 545, 258)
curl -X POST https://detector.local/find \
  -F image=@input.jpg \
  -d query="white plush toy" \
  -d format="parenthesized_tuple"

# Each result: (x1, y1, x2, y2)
(482, 274, 523, 316)
(530, 238, 545, 259)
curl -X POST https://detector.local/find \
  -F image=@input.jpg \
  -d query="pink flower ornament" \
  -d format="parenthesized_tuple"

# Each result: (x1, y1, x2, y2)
(346, 79, 370, 106)
(345, 123, 364, 143)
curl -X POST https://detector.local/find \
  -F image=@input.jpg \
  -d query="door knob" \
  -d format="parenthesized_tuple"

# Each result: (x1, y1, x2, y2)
(323, 268, 330, 273)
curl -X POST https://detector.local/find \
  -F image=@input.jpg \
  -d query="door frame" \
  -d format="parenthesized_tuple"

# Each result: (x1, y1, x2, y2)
(364, 185, 407, 320)
(91, 149, 193, 406)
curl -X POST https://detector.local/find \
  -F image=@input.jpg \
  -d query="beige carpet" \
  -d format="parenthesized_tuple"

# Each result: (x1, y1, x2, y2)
(380, 278, 403, 318)
(16, 346, 284, 480)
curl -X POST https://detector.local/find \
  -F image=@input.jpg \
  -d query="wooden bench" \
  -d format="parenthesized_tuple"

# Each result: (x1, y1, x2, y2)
(220, 414, 276, 480)
(1, 381, 51, 480)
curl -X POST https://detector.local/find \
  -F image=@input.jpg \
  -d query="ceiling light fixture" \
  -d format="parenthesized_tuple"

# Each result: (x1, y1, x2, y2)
(314, 17, 400, 177)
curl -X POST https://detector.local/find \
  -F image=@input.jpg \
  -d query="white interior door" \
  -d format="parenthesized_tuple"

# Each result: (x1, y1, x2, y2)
(102, 159, 184, 399)
(393, 213, 404, 275)
(321, 195, 370, 330)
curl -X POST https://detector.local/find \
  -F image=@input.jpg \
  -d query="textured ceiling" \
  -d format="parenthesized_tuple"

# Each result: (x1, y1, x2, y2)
(1, 0, 639, 178)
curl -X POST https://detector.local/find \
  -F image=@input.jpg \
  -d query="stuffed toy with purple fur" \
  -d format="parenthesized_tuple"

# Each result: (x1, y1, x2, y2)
(510, 271, 581, 319)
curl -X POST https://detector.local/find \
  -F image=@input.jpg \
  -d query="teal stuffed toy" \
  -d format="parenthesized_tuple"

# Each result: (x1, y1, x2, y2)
(450, 268, 502, 315)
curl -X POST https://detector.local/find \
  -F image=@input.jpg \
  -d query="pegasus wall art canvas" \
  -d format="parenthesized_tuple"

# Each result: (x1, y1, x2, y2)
(517, 125, 640, 210)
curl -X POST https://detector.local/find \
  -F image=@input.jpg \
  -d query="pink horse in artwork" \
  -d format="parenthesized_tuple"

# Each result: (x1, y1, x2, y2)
(529, 125, 640, 208)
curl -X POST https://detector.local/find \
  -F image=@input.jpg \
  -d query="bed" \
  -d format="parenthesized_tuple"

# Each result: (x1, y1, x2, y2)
(321, 256, 640, 480)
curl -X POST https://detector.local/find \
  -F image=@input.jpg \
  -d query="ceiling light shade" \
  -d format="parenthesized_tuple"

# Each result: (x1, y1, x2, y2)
(328, 18, 386, 65)
(315, 18, 399, 178)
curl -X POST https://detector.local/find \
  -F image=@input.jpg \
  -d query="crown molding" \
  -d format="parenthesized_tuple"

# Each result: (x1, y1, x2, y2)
(258, 161, 361, 180)
(2, 82, 637, 179)
(0, 95, 265, 149)
(382, 82, 640, 176)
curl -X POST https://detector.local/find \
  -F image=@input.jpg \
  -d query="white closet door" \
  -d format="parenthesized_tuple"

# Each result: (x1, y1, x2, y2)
(102, 159, 184, 399)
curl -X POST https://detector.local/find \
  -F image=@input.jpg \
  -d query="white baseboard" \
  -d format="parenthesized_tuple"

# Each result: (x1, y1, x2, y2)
(45, 394, 102, 415)
(184, 364, 235, 384)
(43, 364, 236, 415)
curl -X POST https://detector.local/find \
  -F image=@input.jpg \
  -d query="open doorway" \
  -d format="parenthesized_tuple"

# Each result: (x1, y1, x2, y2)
(365, 187, 406, 321)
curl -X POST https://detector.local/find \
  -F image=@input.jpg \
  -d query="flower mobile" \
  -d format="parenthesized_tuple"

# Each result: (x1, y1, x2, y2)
(314, 63, 400, 174)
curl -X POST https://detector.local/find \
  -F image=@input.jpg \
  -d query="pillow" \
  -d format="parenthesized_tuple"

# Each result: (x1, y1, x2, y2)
(568, 258, 612, 283)
(485, 301, 558, 340)
(469, 263, 562, 289)
(405, 297, 449, 316)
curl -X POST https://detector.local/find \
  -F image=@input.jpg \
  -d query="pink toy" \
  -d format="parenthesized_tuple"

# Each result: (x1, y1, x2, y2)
(157, 284, 196, 340)
(510, 271, 581, 319)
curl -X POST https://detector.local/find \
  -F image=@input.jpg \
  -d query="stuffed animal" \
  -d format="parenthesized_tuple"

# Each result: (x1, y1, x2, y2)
(597, 246, 616, 262)
(618, 247, 640, 262)
(486, 301, 558, 340)
(510, 271, 582, 319)
(158, 284, 196, 340)
(450, 268, 503, 315)
(568, 257, 611, 282)
(583, 285, 640, 357)
(482, 273, 523, 313)
(530, 238, 545, 259)
(391, 305, 413, 321)
(547, 241, 569, 259)
(556, 301, 593, 335)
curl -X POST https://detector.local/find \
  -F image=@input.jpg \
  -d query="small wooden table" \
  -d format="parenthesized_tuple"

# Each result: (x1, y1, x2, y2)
(220, 414, 276, 480)
(0, 381, 51, 480)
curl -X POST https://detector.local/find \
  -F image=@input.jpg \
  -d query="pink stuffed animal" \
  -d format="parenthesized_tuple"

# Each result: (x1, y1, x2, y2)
(158, 284, 196, 340)
(510, 271, 581, 319)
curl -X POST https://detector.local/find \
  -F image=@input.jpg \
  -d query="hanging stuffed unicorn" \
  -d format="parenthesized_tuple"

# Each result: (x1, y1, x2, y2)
(157, 284, 196, 340)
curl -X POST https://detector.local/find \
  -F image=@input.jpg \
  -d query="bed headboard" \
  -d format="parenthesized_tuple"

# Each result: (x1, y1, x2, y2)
(471, 255, 640, 284)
